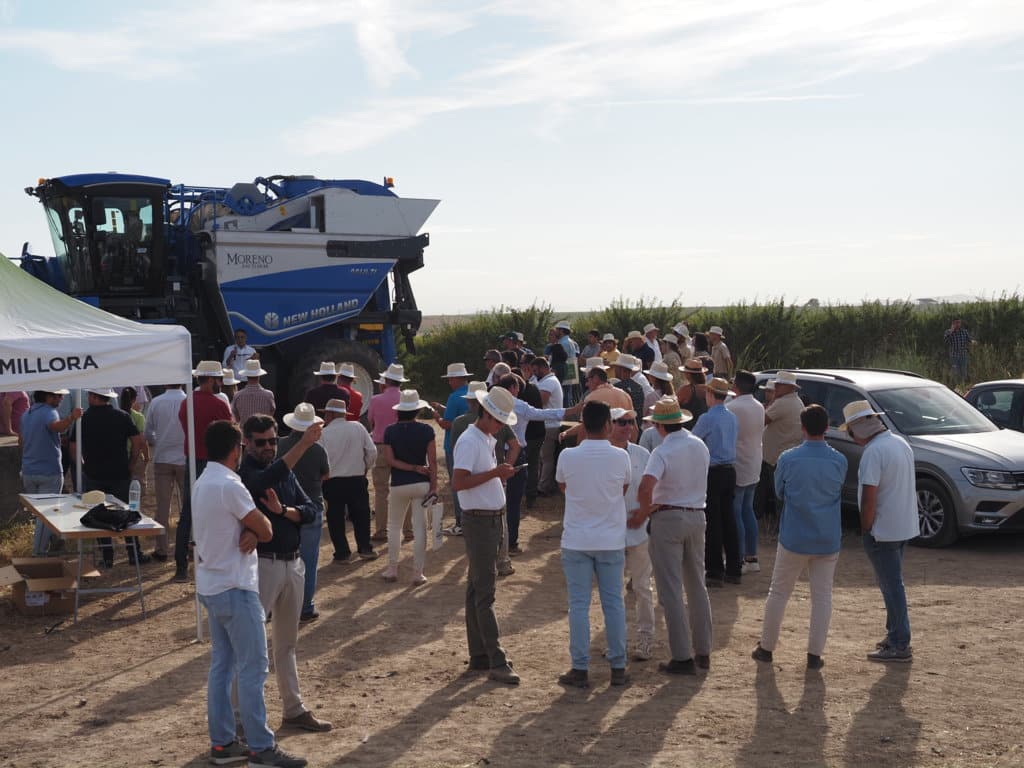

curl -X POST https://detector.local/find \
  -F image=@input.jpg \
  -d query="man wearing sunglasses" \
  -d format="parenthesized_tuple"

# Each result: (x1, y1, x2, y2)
(239, 414, 334, 735)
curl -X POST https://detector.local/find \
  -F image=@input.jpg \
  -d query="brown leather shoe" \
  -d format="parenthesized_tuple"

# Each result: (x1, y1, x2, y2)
(282, 710, 333, 732)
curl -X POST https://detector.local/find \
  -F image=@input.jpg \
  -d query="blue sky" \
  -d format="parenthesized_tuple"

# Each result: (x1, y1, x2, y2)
(0, 0, 1021, 313)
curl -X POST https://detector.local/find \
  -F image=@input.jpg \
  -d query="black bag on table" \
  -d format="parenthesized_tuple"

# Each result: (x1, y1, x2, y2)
(80, 503, 141, 532)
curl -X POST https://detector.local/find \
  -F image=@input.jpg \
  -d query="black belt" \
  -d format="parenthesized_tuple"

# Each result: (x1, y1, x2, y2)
(709, 464, 734, 470)
(655, 505, 703, 513)
(463, 508, 504, 517)
(257, 550, 300, 561)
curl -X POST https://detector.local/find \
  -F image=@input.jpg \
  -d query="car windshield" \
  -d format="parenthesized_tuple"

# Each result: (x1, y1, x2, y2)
(872, 385, 998, 436)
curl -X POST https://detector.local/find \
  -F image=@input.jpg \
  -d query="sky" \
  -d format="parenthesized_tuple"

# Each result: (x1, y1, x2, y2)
(0, 0, 1021, 314)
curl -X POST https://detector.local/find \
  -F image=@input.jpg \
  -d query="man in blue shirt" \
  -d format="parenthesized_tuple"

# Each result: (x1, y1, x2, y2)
(431, 363, 471, 535)
(751, 404, 847, 670)
(691, 377, 740, 586)
(21, 389, 81, 555)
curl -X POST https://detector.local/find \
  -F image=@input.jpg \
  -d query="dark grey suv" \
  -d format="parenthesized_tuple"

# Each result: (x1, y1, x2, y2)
(756, 369, 1024, 547)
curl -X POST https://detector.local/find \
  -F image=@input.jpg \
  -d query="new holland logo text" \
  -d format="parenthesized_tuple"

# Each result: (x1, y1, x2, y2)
(225, 252, 274, 268)
(282, 299, 361, 328)
(0, 354, 99, 375)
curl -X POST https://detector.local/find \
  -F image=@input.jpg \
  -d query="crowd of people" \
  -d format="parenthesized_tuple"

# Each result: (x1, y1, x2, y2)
(12, 321, 920, 768)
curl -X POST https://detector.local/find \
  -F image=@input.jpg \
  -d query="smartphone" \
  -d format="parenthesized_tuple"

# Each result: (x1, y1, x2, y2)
(514, 464, 528, 473)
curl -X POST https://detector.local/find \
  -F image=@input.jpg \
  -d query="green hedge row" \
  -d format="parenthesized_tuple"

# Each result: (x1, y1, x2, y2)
(399, 297, 1024, 401)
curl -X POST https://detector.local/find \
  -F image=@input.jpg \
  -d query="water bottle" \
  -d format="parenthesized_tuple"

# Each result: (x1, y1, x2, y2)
(129, 479, 141, 512)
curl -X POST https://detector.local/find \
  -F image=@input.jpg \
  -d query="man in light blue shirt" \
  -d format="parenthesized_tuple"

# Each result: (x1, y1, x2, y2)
(752, 404, 846, 670)
(691, 378, 740, 586)
(431, 363, 471, 534)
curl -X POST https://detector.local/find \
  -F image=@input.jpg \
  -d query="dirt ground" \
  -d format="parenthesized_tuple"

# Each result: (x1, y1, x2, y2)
(1, 467, 1023, 768)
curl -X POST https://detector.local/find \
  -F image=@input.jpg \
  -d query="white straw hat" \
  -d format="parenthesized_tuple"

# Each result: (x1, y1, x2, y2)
(324, 398, 348, 413)
(644, 361, 674, 382)
(555, 320, 572, 331)
(393, 389, 430, 411)
(612, 354, 641, 372)
(610, 406, 636, 420)
(643, 323, 659, 335)
(839, 399, 884, 430)
(601, 333, 617, 342)
(241, 359, 268, 379)
(706, 325, 726, 338)
(581, 357, 609, 373)
(475, 386, 518, 425)
(336, 362, 356, 379)
(377, 363, 409, 383)
(462, 381, 488, 399)
(283, 402, 323, 431)
(625, 330, 643, 341)
(774, 370, 801, 388)
(221, 369, 241, 386)
(663, 333, 679, 345)
(442, 362, 472, 379)
(193, 360, 225, 377)
(314, 362, 337, 376)
(86, 387, 117, 398)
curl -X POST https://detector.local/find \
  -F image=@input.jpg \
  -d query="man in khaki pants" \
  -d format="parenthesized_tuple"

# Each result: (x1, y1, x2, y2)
(367, 364, 412, 542)
(239, 414, 333, 733)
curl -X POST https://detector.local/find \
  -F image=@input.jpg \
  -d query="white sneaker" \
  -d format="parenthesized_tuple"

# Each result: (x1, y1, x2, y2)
(633, 635, 654, 661)
(742, 560, 761, 574)
(443, 525, 463, 536)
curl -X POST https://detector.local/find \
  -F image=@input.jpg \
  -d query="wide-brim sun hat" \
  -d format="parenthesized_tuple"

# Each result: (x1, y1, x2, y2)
(475, 386, 518, 425)
(625, 330, 643, 341)
(284, 402, 323, 431)
(581, 356, 609, 373)
(393, 389, 430, 411)
(555, 320, 572, 332)
(45, 388, 71, 396)
(314, 362, 337, 376)
(643, 323, 659, 335)
(462, 381, 488, 399)
(663, 333, 679, 345)
(336, 362, 356, 379)
(602, 333, 617, 342)
(643, 396, 693, 425)
(613, 354, 641, 372)
(680, 358, 707, 374)
(707, 377, 733, 397)
(706, 325, 726, 338)
(839, 399, 884, 431)
(774, 370, 801, 389)
(324, 398, 348, 413)
(377, 363, 409, 384)
(610, 406, 636, 421)
(221, 369, 241, 386)
(86, 387, 117, 398)
(645, 361, 674, 382)
(242, 359, 268, 378)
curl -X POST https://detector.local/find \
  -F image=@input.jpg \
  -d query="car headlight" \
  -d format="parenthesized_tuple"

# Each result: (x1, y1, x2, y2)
(961, 467, 1019, 490)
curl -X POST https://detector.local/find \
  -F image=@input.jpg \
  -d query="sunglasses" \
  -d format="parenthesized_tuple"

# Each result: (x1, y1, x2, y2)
(613, 418, 634, 426)
(251, 437, 278, 447)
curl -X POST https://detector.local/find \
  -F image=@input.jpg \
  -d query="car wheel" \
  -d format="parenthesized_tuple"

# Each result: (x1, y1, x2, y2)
(914, 477, 958, 548)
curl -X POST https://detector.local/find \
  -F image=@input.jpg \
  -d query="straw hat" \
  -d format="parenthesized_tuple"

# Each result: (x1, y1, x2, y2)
(707, 377, 733, 397)
(284, 402, 323, 431)
(393, 389, 429, 412)
(643, 396, 693, 425)
(555, 320, 572, 331)
(45, 388, 71, 396)
(462, 381, 488, 399)
(314, 362, 337, 376)
(613, 354, 641, 372)
(759, 378, 776, 391)
(645, 361, 674, 382)
(442, 362, 472, 379)
(610, 406, 636, 421)
(193, 360, 225, 377)
(241, 359, 268, 379)
(839, 400, 884, 431)
(774, 370, 801, 389)
(673, 323, 691, 338)
(706, 325, 726, 338)
(86, 387, 117, 398)
(663, 333, 679, 345)
(324, 398, 348, 413)
(335, 362, 356, 379)
(82, 490, 107, 506)
(625, 330, 643, 341)
(581, 356, 609, 373)
(680, 358, 708, 374)
(221, 369, 241, 386)
(475, 386, 518, 425)
(643, 323, 659, 335)
(601, 333, 617, 342)
(376, 363, 409, 384)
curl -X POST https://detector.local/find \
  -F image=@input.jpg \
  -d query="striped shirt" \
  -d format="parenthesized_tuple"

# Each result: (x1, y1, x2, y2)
(231, 383, 276, 426)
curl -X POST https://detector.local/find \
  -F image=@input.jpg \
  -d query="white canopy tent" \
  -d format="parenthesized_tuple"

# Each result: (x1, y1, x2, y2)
(0, 255, 203, 635)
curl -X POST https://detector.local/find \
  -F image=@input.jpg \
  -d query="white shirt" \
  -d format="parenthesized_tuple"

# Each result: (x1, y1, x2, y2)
(223, 343, 257, 377)
(726, 394, 766, 486)
(453, 423, 505, 511)
(321, 419, 377, 477)
(764, 391, 804, 465)
(646, 337, 663, 363)
(144, 388, 186, 466)
(638, 425, 664, 454)
(510, 399, 565, 446)
(556, 439, 631, 551)
(192, 461, 259, 596)
(535, 373, 563, 429)
(215, 392, 231, 407)
(644, 429, 710, 509)
(858, 430, 919, 541)
(622, 442, 652, 547)
(632, 370, 656, 396)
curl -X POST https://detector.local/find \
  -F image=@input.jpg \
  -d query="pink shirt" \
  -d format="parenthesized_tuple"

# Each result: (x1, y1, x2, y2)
(368, 386, 402, 442)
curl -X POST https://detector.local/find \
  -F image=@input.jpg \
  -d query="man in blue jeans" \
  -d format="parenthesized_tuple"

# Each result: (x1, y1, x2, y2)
(841, 400, 919, 663)
(192, 420, 306, 768)
(554, 400, 632, 688)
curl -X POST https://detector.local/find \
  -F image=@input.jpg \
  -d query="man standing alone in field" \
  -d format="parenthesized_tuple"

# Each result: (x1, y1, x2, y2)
(841, 400, 919, 663)
(943, 318, 973, 385)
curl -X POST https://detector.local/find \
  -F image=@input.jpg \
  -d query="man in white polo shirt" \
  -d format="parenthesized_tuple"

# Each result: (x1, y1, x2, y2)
(452, 386, 519, 685)
(726, 370, 766, 573)
(554, 400, 632, 689)
(193, 420, 306, 768)
(842, 400, 919, 663)
(532, 357, 563, 496)
(633, 397, 713, 676)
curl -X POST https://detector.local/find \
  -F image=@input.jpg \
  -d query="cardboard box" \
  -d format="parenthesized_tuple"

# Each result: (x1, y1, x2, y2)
(0, 557, 77, 616)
